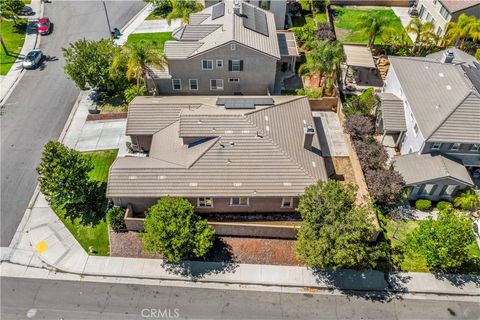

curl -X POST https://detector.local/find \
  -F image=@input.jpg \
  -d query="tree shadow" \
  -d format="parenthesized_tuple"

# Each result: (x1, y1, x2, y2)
(432, 266, 480, 289)
(162, 238, 239, 280)
(312, 268, 411, 302)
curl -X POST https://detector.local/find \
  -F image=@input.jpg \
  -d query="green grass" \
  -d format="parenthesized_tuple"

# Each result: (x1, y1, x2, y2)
(83, 149, 118, 183)
(333, 8, 409, 45)
(0, 19, 27, 75)
(51, 150, 118, 256)
(293, 12, 327, 28)
(125, 32, 174, 52)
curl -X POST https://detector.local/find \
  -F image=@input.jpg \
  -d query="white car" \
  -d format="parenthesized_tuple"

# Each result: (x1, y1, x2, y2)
(22, 50, 43, 69)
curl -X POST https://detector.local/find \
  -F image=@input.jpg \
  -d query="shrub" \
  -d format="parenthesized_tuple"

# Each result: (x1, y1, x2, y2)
(317, 22, 335, 41)
(343, 88, 379, 117)
(453, 190, 479, 211)
(354, 140, 388, 171)
(152, 0, 173, 18)
(365, 168, 404, 205)
(107, 207, 126, 231)
(124, 84, 147, 103)
(415, 199, 432, 211)
(345, 114, 375, 140)
(296, 87, 322, 98)
(436, 201, 452, 211)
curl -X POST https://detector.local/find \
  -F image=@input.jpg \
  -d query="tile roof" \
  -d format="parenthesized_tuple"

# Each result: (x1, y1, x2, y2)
(393, 153, 474, 186)
(107, 96, 328, 198)
(379, 93, 407, 132)
(438, 0, 480, 13)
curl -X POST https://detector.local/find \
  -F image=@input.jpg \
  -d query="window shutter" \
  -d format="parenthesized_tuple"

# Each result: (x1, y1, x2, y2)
(228, 60, 232, 71)
(240, 60, 244, 71)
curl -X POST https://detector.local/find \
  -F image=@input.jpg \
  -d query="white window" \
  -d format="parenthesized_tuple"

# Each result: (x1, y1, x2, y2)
(436, 26, 443, 35)
(230, 43, 236, 50)
(413, 122, 419, 136)
(471, 144, 480, 151)
(216, 59, 223, 68)
(281, 197, 293, 208)
(230, 60, 242, 71)
(172, 79, 181, 90)
(440, 185, 457, 196)
(197, 197, 213, 208)
(230, 197, 249, 206)
(410, 112, 414, 121)
(433, 0, 437, 5)
(189, 79, 198, 90)
(450, 143, 461, 151)
(210, 79, 224, 90)
(228, 78, 240, 83)
(426, 12, 432, 22)
(440, 6, 450, 20)
(431, 142, 442, 150)
(419, 184, 437, 196)
(418, 5, 425, 19)
(202, 59, 214, 70)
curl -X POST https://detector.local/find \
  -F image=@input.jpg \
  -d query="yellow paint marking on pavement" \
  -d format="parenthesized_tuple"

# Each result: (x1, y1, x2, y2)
(35, 241, 48, 253)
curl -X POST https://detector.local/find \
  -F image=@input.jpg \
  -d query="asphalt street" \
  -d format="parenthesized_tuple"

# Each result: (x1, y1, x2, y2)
(1, 277, 479, 320)
(0, 0, 145, 246)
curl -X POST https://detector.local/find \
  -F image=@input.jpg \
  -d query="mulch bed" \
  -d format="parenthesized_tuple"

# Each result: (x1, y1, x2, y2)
(86, 112, 127, 121)
(109, 231, 304, 266)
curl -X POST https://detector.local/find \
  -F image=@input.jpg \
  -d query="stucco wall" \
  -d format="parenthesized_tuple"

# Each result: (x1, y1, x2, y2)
(130, 135, 153, 152)
(157, 42, 277, 95)
(417, 0, 451, 35)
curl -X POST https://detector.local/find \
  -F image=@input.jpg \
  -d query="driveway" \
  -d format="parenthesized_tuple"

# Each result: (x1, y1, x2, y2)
(0, 1, 145, 246)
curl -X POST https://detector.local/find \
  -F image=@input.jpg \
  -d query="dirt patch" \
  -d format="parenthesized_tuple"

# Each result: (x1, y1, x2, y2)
(330, 156, 356, 185)
(87, 112, 127, 121)
(110, 231, 304, 266)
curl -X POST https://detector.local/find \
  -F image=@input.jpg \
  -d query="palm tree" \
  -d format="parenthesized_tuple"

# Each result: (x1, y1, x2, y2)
(445, 14, 479, 49)
(112, 41, 167, 90)
(406, 18, 438, 54)
(298, 40, 344, 92)
(166, 0, 203, 25)
(356, 13, 392, 48)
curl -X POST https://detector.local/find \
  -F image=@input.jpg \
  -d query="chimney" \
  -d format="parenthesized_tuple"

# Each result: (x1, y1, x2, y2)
(303, 125, 315, 150)
(442, 50, 455, 64)
(233, 0, 241, 15)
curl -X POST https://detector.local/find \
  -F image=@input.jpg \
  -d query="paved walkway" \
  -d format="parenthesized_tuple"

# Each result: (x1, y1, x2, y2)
(0, 0, 43, 104)
(313, 111, 349, 157)
(132, 19, 182, 34)
(391, 6, 416, 42)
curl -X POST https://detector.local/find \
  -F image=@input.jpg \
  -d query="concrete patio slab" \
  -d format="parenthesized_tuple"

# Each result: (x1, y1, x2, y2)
(312, 111, 349, 157)
(132, 19, 182, 34)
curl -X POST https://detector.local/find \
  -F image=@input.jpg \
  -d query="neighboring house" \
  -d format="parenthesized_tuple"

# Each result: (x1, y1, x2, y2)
(107, 95, 329, 227)
(416, 0, 480, 36)
(151, 1, 299, 96)
(199, 0, 287, 29)
(378, 48, 480, 201)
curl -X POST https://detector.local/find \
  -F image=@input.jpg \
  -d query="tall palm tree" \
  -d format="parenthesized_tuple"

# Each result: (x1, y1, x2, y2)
(445, 14, 479, 49)
(112, 41, 167, 89)
(166, 0, 203, 25)
(406, 18, 437, 54)
(356, 13, 392, 47)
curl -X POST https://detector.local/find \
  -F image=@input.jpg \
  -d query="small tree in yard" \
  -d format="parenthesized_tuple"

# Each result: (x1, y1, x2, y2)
(344, 114, 374, 140)
(296, 180, 387, 270)
(143, 197, 214, 263)
(0, 0, 24, 26)
(406, 208, 476, 271)
(354, 140, 388, 171)
(453, 190, 479, 211)
(36, 141, 103, 223)
(365, 169, 404, 205)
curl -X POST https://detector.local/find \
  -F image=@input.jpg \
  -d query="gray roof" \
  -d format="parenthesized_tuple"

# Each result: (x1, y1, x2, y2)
(164, 1, 280, 60)
(426, 47, 479, 67)
(379, 93, 406, 132)
(393, 153, 474, 186)
(387, 53, 480, 143)
(438, 0, 480, 13)
(343, 44, 376, 68)
(277, 31, 299, 57)
(108, 96, 328, 198)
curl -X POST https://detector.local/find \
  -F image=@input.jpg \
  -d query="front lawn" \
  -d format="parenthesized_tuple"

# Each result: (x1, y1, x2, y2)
(0, 19, 27, 75)
(52, 150, 118, 256)
(126, 32, 174, 52)
(333, 8, 409, 45)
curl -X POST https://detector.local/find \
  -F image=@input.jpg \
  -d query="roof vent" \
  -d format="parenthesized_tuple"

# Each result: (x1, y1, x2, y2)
(233, 0, 241, 15)
(439, 72, 445, 77)
(442, 50, 455, 64)
(446, 85, 452, 90)
(303, 125, 315, 150)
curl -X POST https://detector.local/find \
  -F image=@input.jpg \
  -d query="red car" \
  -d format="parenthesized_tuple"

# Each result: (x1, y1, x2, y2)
(37, 17, 52, 35)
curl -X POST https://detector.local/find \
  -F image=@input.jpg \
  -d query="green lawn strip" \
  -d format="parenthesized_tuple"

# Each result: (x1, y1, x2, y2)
(83, 149, 118, 183)
(333, 8, 409, 45)
(0, 19, 27, 75)
(125, 32, 174, 52)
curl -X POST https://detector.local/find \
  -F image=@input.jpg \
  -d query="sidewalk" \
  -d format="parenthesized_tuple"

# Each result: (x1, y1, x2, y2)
(0, 0, 43, 104)
(114, 3, 153, 46)
(391, 7, 416, 42)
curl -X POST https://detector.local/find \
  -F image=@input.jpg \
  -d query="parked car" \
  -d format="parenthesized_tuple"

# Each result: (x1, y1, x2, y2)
(37, 17, 52, 35)
(19, 6, 35, 16)
(22, 50, 43, 69)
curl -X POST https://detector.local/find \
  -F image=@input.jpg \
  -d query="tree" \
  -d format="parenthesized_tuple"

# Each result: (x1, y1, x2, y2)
(405, 208, 476, 271)
(343, 88, 379, 117)
(36, 141, 103, 223)
(166, 0, 203, 24)
(63, 38, 127, 93)
(406, 18, 438, 54)
(344, 114, 375, 140)
(354, 140, 388, 171)
(445, 14, 480, 49)
(296, 180, 387, 270)
(143, 197, 215, 263)
(453, 190, 479, 211)
(365, 169, 404, 205)
(0, 0, 24, 26)
(292, 21, 317, 49)
(476, 48, 480, 61)
(356, 12, 393, 47)
(299, 0, 327, 14)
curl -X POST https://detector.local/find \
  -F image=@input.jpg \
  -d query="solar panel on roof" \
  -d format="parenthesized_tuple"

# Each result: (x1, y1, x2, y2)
(241, 4, 269, 36)
(216, 98, 274, 109)
(212, 2, 225, 20)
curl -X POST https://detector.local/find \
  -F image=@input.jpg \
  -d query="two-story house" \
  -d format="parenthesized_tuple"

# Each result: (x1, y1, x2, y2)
(416, 0, 480, 36)
(107, 95, 329, 234)
(150, 1, 298, 96)
(378, 48, 479, 201)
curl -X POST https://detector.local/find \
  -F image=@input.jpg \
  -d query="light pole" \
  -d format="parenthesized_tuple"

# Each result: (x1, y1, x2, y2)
(101, 0, 112, 36)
